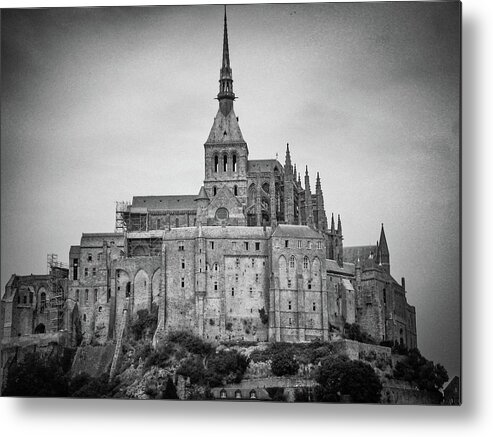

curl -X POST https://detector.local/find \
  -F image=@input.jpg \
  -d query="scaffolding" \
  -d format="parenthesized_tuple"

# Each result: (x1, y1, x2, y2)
(115, 201, 130, 233)
(46, 253, 69, 331)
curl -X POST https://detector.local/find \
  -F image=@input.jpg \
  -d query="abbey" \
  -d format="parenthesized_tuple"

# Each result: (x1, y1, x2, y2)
(1, 10, 417, 350)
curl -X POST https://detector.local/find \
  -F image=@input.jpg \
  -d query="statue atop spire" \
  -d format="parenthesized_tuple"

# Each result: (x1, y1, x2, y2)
(217, 5, 236, 115)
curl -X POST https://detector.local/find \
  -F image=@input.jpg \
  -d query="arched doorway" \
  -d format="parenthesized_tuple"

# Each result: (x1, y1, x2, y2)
(34, 323, 46, 334)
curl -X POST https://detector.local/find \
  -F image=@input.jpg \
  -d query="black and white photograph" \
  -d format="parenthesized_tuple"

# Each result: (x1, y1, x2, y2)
(1, 0, 461, 412)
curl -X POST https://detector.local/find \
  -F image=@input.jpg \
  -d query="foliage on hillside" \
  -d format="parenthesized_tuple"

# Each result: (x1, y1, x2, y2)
(392, 348, 449, 394)
(315, 355, 382, 403)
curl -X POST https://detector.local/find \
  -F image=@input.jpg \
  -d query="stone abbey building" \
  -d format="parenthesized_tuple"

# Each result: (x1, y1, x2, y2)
(1, 10, 417, 350)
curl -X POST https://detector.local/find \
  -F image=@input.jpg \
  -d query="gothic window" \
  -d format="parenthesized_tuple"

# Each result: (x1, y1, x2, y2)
(234, 185, 238, 196)
(210, 241, 215, 250)
(88, 253, 92, 262)
(303, 256, 309, 269)
(40, 292, 47, 312)
(231, 288, 235, 296)
(181, 259, 185, 269)
(181, 278, 185, 288)
(223, 154, 228, 172)
(214, 281, 218, 291)
(213, 186, 217, 196)
(214, 155, 219, 173)
(232, 154, 237, 172)
(289, 255, 296, 269)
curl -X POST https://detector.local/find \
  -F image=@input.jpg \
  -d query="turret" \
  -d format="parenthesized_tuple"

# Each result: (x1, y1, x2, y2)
(304, 166, 313, 227)
(315, 172, 327, 231)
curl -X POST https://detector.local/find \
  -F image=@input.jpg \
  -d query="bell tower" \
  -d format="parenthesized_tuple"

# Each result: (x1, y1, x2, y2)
(204, 6, 249, 208)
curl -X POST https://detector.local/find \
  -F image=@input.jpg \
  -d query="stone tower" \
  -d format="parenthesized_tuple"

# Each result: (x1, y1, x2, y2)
(203, 7, 249, 207)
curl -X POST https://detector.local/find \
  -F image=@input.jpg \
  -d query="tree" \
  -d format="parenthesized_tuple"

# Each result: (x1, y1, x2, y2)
(315, 356, 382, 403)
(271, 350, 299, 376)
(393, 348, 449, 394)
(3, 352, 69, 397)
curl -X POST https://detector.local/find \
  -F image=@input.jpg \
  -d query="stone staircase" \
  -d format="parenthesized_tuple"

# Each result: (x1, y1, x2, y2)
(109, 300, 129, 381)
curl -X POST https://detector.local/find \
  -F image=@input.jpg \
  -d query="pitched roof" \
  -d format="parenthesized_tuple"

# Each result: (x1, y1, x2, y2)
(164, 226, 271, 240)
(326, 259, 355, 276)
(206, 107, 245, 143)
(247, 159, 283, 173)
(272, 224, 323, 239)
(131, 195, 197, 211)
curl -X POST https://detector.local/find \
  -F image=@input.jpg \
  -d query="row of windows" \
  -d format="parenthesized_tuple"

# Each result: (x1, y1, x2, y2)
(83, 267, 98, 277)
(75, 288, 103, 304)
(209, 241, 262, 251)
(214, 154, 238, 173)
(86, 252, 104, 262)
(219, 389, 256, 400)
(212, 185, 238, 197)
(230, 286, 258, 297)
(282, 240, 323, 250)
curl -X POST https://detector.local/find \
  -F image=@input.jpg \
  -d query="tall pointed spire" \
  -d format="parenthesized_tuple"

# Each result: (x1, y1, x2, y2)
(285, 143, 292, 170)
(377, 223, 390, 273)
(331, 213, 335, 232)
(337, 214, 342, 233)
(217, 5, 235, 115)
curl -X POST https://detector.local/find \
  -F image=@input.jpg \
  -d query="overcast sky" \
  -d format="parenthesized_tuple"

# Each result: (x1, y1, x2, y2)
(1, 2, 460, 378)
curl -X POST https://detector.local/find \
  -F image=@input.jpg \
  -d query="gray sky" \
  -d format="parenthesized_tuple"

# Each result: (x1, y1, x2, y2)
(1, 2, 460, 378)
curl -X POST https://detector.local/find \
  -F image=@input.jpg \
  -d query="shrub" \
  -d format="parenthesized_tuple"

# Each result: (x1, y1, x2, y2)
(344, 323, 376, 344)
(258, 308, 269, 325)
(315, 356, 382, 403)
(167, 331, 213, 356)
(271, 350, 299, 376)
(130, 306, 158, 341)
(267, 387, 285, 402)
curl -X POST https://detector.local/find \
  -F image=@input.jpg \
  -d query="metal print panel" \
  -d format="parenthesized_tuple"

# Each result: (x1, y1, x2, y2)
(0, 1, 461, 405)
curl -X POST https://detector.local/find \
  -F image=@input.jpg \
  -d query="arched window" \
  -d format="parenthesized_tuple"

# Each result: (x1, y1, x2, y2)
(213, 186, 217, 196)
(232, 154, 237, 172)
(220, 389, 227, 399)
(249, 390, 257, 400)
(40, 292, 47, 313)
(214, 263, 219, 272)
(289, 255, 296, 269)
(214, 155, 219, 173)
(235, 390, 242, 399)
(83, 314, 87, 322)
(303, 256, 309, 269)
(234, 185, 238, 196)
(223, 154, 228, 172)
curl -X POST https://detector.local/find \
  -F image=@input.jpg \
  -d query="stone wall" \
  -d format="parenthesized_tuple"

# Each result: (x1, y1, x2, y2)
(332, 339, 391, 361)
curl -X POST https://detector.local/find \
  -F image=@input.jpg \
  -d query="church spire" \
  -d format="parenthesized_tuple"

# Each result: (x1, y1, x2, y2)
(217, 6, 235, 115)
